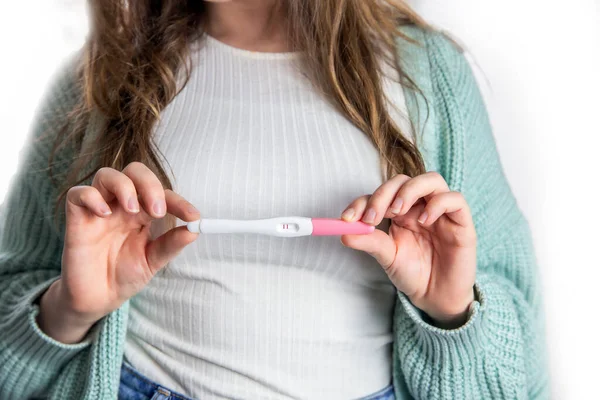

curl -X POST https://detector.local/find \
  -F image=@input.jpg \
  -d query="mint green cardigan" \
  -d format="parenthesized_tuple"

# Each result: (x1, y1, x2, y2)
(0, 26, 550, 399)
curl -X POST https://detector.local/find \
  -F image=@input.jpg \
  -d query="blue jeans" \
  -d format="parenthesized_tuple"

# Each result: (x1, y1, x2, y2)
(118, 360, 395, 400)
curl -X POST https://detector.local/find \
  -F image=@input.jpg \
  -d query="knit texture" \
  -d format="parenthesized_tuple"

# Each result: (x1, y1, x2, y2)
(0, 26, 550, 399)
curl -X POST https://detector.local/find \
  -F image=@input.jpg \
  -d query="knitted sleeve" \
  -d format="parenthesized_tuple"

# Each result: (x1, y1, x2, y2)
(0, 51, 101, 398)
(392, 30, 551, 399)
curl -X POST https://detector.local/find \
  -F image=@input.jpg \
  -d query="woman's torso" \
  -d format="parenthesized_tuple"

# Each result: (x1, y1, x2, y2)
(124, 34, 412, 399)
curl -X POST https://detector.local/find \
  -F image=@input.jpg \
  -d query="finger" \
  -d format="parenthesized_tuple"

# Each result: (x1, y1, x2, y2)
(145, 225, 198, 273)
(393, 171, 449, 216)
(66, 185, 113, 218)
(92, 167, 140, 214)
(164, 189, 201, 222)
(340, 229, 397, 272)
(417, 191, 472, 227)
(360, 174, 413, 225)
(340, 195, 370, 222)
(122, 162, 166, 219)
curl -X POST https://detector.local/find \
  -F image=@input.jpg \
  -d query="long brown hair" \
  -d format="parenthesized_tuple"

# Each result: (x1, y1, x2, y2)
(48, 0, 430, 231)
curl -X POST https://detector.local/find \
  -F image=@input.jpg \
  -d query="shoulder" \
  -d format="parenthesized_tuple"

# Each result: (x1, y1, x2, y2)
(396, 24, 485, 122)
(396, 24, 471, 88)
(25, 47, 85, 161)
(38, 48, 84, 119)
(18, 48, 85, 178)
(396, 25, 493, 191)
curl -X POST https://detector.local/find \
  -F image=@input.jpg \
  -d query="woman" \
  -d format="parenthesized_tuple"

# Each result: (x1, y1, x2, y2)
(0, 0, 549, 399)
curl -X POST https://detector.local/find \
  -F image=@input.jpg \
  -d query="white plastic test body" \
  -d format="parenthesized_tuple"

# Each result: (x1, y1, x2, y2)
(187, 217, 313, 237)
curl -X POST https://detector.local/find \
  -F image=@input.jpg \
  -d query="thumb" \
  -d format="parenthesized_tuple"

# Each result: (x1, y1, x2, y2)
(341, 228, 396, 270)
(145, 225, 198, 273)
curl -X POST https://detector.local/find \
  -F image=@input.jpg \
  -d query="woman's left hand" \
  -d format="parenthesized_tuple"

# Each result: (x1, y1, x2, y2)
(340, 171, 477, 328)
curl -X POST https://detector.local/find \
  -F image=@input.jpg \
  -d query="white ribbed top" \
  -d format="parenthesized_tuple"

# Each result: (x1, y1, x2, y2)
(124, 34, 412, 400)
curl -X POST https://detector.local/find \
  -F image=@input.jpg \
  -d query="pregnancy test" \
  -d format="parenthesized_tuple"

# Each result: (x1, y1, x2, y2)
(186, 217, 375, 237)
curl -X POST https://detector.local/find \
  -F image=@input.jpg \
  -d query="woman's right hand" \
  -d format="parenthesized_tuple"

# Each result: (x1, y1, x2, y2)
(37, 162, 201, 344)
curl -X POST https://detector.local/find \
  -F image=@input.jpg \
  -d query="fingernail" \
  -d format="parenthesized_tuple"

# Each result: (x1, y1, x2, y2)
(390, 198, 403, 214)
(187, 203, 200, 214)
(341, 208, 355, 221)
(128, 197, 140, 213)
(100, 205, 112, 215)
(153, 200, 165, 216)
(418, 211, 428, 224)
(363, 208, 376, 223)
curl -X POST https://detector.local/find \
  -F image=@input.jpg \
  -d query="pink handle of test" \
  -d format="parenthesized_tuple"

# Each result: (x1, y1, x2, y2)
(311, 218, 375, 236)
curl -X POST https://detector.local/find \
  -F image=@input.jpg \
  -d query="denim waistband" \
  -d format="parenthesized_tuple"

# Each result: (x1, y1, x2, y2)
(119, 360, 192, 400)
(119, 360, 395, 400)
(357, 383, 395, 400)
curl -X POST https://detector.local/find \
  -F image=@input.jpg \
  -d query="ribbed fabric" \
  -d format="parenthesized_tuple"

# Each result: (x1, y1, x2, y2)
(0, 26, 550, 400)
(121, 33, 411, 400)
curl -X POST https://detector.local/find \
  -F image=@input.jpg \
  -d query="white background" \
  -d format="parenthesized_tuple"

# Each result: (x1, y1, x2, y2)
(1, 1, 599, 398)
